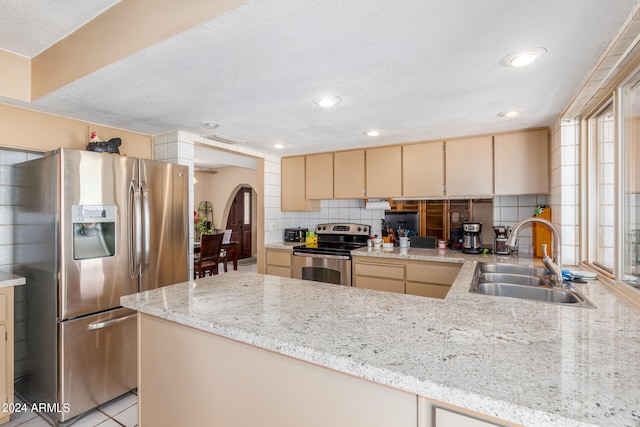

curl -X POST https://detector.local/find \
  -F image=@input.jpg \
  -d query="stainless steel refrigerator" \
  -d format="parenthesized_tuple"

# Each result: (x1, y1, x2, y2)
(13, 148, 188, 422)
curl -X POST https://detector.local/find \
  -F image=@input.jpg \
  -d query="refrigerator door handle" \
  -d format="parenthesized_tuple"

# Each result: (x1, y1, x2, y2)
(141, 182, 151, 269)
(85, 313, 137, 331)
(129, 182, 142, 278)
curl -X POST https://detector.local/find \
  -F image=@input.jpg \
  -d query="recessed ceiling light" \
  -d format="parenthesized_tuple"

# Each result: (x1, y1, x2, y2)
(314, 96, 341, 108)
(201, 122, 219, 129)
(499, 111, 520, 118)
(365, 130, 380, 137)
(501, 47, 547, 68)
(273, 143, 285, 149)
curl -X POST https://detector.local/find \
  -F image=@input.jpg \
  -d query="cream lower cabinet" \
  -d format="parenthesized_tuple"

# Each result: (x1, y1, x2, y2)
(0, 287, 14, 426)
(353, 257, 461, 299)
(139, 314, 417, 427)
(265, 249, 292, 278)
(405, 261, 461, 299)
(419, 398, 517, 427)
(353, 258, 405, 293)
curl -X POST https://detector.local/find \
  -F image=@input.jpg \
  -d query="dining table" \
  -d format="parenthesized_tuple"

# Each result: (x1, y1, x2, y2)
(193, 240, 241, 271)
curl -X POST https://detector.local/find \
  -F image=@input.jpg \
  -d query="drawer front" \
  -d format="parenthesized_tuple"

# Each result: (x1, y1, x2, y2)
(406, 282, 451, 299)
(354, 262, 404, 280)
(355, 276, 405, 294)
(406, 262, 460, 285)
(266, 250, 292, 267)
(266, 265, 292, 278)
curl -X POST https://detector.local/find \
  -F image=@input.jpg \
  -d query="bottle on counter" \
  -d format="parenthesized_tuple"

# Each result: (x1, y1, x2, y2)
(388, 227, 396, 246)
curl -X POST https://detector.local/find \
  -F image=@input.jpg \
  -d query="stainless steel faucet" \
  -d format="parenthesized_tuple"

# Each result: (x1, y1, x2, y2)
(506, 217, 563, 286)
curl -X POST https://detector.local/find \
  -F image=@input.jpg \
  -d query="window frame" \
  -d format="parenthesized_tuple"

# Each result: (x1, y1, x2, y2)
(583, 69, 640, 289)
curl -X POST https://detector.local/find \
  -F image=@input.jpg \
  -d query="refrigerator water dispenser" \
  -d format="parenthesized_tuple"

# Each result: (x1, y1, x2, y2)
(72, 205, 116, 259)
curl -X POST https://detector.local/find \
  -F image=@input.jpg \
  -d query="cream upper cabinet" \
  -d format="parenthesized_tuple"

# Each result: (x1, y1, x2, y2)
(366, 146, 402, 198)
(334, 149, 365, 199)
(494, 129, 549, 195)
(403, 141, 444, 197)
(281, 156, 319, 212)
(445, 136, 493, 196)
(305, 152, 334, 199)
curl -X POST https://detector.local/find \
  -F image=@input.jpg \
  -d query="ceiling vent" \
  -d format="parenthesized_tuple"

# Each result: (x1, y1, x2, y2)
(203, 133, 245, 145)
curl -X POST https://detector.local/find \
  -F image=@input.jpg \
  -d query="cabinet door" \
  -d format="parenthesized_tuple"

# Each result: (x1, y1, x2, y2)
(0, 288, 12, 425)
(494, 129, 549, 195)
(405, 261, 460, 299)
(305, 153, 334, 199)
(334, 149, 365, 199)
(281, 157, 319, 211)
(445, 136, 493, 196)
(0, 324, 5, 416)
(366, 146, 402, 198)
(281, 156, 306, 211)
(403, 142, 444, 197)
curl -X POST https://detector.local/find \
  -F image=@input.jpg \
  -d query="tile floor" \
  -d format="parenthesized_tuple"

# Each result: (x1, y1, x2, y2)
(6, 262, 257, 427)
(5, 391, 137, 427)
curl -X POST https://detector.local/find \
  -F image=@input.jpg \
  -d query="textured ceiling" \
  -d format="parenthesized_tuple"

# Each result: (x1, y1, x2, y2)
(0, 0, 121, 57)
(0, 0, 637, 156)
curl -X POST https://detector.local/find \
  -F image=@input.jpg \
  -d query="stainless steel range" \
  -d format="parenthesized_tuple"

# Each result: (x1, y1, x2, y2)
(292, 223, 370, 286)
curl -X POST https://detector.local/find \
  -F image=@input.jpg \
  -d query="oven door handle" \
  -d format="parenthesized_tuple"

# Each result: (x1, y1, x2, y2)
(293, 252, 350, 260)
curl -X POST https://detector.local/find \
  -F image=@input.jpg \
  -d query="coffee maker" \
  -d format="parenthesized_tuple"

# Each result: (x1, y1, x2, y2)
(493, 225, 511, 255)
(462, 222, 483, 254)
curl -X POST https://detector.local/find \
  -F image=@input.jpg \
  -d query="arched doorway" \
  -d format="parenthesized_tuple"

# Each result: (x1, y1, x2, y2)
(225, 186, 253, 259)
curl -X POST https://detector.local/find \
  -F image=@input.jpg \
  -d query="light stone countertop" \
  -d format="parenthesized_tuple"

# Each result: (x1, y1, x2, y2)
(0, 271, 25, 288)
(121, 251, 640, 427)
(264, 241, 301, 250)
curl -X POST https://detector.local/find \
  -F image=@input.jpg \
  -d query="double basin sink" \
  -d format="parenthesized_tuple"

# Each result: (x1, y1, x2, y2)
(470, 263, 596, 308)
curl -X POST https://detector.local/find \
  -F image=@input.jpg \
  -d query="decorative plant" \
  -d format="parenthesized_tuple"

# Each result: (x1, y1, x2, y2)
(194, 210, 211, 237)
(194, 201, 215, 240)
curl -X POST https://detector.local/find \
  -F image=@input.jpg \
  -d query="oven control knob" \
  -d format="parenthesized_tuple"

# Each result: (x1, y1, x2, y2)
(357, 227, 362, 232)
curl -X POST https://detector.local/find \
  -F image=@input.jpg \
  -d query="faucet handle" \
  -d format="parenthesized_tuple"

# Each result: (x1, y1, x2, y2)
(541, 243, 548, 258)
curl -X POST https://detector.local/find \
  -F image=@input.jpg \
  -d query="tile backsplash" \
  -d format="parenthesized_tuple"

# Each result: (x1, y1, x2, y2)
(282, 199, 386, 236)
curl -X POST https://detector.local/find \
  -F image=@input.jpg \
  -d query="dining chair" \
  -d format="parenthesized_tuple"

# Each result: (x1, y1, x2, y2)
(194, 232, 227, 278)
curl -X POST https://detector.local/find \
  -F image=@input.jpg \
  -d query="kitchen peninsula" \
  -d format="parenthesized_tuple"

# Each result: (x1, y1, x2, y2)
(121, 255, 640, 427)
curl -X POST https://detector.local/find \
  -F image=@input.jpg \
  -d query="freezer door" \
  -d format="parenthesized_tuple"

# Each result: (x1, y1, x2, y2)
(139, 159, 188, 291)
(59, 308, 137, 422)
(60, 149, 139, 320)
